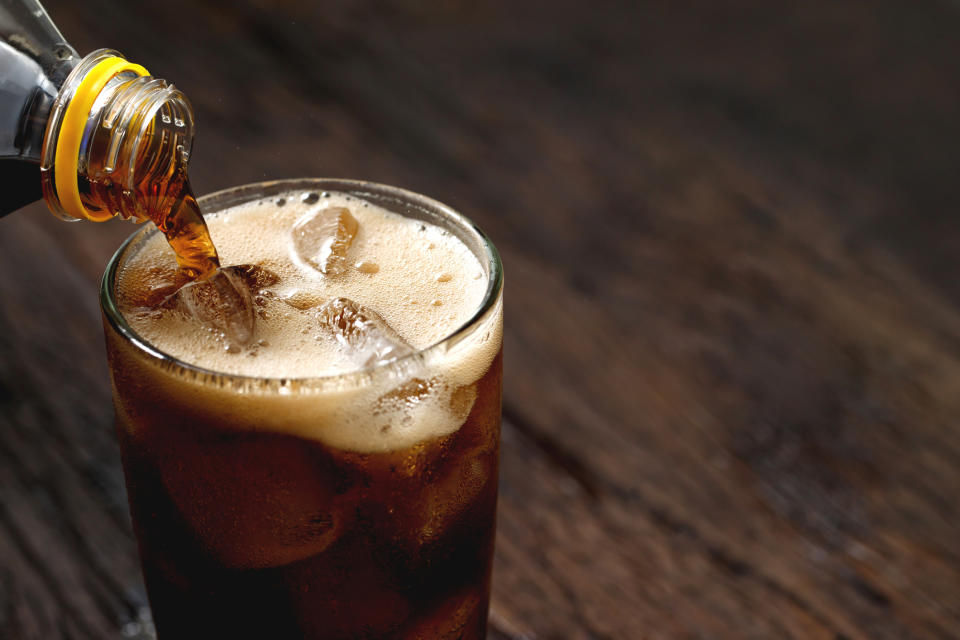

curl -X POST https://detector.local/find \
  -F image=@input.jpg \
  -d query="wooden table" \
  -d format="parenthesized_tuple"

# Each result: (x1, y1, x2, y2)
(3, 1, 960, 638)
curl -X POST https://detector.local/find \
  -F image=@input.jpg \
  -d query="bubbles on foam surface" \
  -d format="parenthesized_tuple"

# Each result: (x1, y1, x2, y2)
(116, 188, 500, 452)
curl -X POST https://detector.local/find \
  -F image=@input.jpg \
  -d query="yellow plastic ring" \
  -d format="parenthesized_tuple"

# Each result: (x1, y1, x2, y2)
(55, 56, 149, 221)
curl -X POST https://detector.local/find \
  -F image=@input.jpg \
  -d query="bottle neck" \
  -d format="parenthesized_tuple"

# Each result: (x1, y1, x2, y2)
(40, 49, 195, 223)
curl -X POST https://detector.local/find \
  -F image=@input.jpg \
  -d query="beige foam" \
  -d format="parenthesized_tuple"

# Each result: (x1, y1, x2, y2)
(116, 189, 501, 452)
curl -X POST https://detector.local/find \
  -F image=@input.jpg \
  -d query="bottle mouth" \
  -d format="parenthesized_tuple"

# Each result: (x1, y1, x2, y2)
(39, 49, 150, 221)
(89, 74, 194, 222)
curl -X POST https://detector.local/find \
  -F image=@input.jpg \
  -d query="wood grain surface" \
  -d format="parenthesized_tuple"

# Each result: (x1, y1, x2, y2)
(2, 0, 960, 638)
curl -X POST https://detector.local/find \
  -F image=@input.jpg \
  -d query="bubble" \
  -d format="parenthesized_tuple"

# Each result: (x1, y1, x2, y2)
(355, 261, 380, 274)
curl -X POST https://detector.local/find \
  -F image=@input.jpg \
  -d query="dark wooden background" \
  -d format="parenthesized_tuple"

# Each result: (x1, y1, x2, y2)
(3, 0, 960, 638)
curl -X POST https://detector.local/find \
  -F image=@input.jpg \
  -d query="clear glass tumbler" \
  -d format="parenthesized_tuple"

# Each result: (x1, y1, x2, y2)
(100, 179, 503, 639)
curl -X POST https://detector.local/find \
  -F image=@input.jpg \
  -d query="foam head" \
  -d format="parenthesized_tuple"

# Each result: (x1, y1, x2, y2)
(114, 188, 503, 452)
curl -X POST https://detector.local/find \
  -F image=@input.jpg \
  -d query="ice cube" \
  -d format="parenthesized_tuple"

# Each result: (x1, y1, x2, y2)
(315, 297, 413, 367)
(375, 378, 437, 412)
(371, 378, 439, 433)
(418, 455, 492, 541)
(292, 207, 358, 275)
(372, 380, 476, 438)
(231, 263, 280, 292)
(156, 434, 351, 569)
(230, 263, 281, 311)
(385, 411, 496, 551)
(448, 383, 478, 422)
(120, 264, 188, 314)
(166, 266, 256, 348)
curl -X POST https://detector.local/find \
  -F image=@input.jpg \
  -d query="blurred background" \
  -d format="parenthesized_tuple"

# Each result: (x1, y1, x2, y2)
(2, 0, 960, 638)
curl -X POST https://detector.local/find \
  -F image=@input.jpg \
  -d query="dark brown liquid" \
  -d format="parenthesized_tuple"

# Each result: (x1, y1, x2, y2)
(106, 311, 502, 640)
(154, 185, 220, 280)
(104, 175, 219, 280)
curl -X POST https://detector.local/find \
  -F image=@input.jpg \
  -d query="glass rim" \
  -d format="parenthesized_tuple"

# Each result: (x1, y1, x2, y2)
(100, 178, 503, 392)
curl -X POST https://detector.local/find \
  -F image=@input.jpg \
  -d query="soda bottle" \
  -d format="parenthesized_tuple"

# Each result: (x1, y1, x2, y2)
(0, 0, 218, 278)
